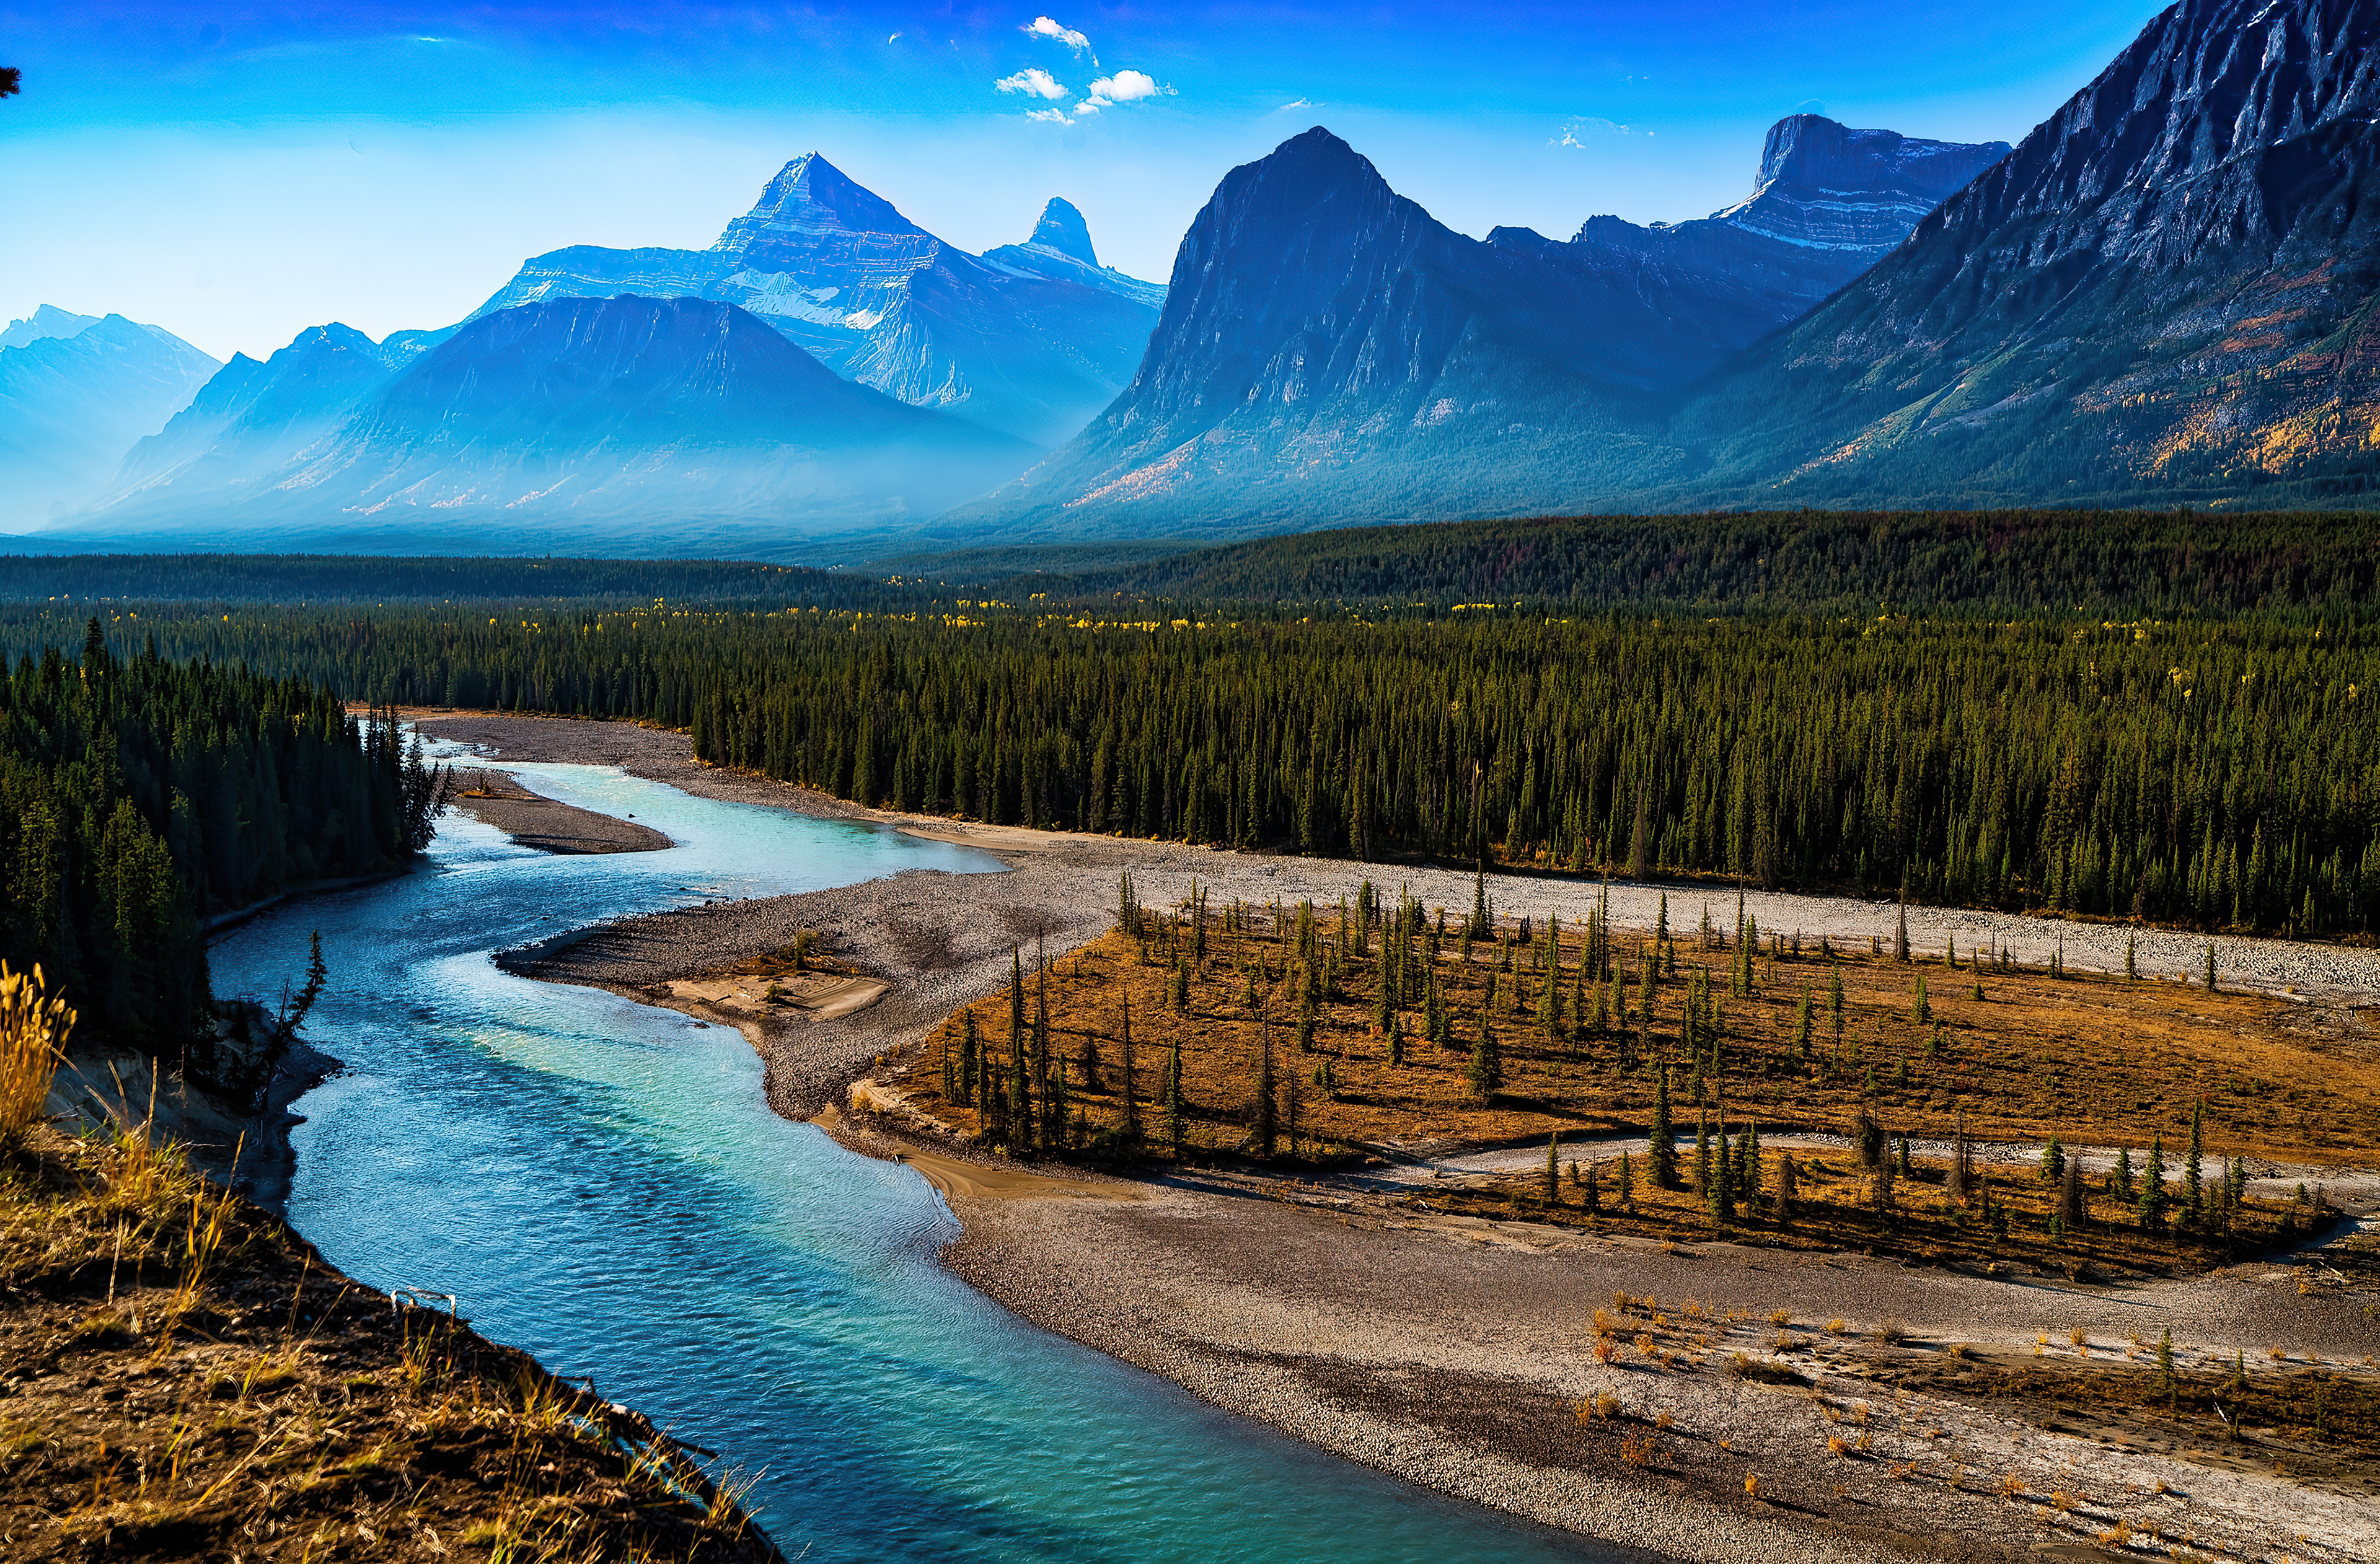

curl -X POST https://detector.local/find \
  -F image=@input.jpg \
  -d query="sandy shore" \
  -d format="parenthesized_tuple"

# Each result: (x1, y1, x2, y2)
(423, 713, 2380, 1564)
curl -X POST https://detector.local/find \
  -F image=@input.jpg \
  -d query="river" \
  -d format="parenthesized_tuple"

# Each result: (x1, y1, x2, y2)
(208, 760, 1615, 1563)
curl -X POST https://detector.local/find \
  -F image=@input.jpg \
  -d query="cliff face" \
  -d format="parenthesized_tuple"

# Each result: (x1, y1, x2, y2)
(470, 157, 1161, 447)
(1652, 0, 2380, 507)
(950, 116, 2003, 540)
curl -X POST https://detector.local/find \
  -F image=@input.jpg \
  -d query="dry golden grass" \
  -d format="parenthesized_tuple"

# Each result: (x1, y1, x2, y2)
(909, 905, 2380, 1166)
(0, 1123, 780, 1564)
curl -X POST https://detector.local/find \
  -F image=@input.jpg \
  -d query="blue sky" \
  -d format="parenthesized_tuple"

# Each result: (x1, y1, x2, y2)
(1, 2, 2169, 361)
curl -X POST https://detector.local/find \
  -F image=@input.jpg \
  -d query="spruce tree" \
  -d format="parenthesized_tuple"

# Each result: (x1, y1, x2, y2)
(2204, 942, 2217, 993)
(1828, 965, 1846, 1070)
(1254, 1001, 1277, 1157)
(2185, 1100, 2205, 1224)
(1794, 984, 1813, 1061)
(2115, 1144, 2136, 1199)
(1544, 1131, 1561, 1206)
(2140, 1136, 2168, 1231)
(1164, 1036, 1186, 1156)
(1467, 1009, 1502, 1101)
(2126, 936, 2138, 980)
(1618, 1149, 1636, 1211)
(1650, 1065, 1677, 1188)
(958, 1010, 979, 1107)
(1119, 990, 1140, 1143)
(1693, 1108, 1712, 1197)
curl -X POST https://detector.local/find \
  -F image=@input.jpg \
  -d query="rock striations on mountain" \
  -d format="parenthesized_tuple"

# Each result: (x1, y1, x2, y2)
(0, 315, 220, 531)
(78, 297, 1030, 553)
(951, 116, 2004, 540)
(470, 157, 1162, 447)
(1644, 0, 2380, 508)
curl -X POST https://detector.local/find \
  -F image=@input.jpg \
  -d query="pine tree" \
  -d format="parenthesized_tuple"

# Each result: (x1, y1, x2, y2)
(1254, 1001, 1277, 1157)
(1468, 1008, 1502, 1101)
(1164, 1035, 1186, 1156)
(1650, 1065, 1677, 1188)
(2185, 1099, 2205, 1224)
(958, 1010, 979, 1107)
(1794, 984, 1813, 1061)
(1828, 965, 1846, 1070)
(2115, 1144, 2136, 1199)
(2140, 1136, 2168, 1231)
(1119, 989, 1140, 1144)
(2125, 936, 2138, 980)
(1618, 1149, 1636, 1211)
(1740, 1122, 1761, 1211)
(1544, 1131, 1561, 1205)
(1913, 970, 1929, 1024)
(1693, 1108, 1712, 1197)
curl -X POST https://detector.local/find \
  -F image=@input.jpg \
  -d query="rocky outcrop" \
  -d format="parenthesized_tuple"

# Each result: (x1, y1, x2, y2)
(471, 157, 1162, 447)
(0, 316, 218, 530)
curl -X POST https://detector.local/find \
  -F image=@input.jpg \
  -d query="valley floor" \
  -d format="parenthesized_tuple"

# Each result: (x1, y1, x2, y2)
(419, 712, 2380, 1564)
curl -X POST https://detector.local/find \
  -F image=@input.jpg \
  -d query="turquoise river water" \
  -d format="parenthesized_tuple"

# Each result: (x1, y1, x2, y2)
(208, 760, 1621, 1563)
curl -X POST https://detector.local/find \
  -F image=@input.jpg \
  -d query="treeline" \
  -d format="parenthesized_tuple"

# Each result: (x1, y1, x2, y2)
(0, 553, 892, 607)
(13, 508, 2379, 621)
(1, 621, 444, 1059)
(24, 603, 2379, 938)
(1041, 509, 2380, 618)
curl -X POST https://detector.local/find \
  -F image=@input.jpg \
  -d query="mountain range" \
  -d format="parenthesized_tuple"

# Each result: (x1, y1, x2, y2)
(946, 114, 2008, 540)
(19, 0, 2374, 558)
(79, 296, 1029, 552)
(470, 158, 1163, 447)
(964, 0, 2376, 535)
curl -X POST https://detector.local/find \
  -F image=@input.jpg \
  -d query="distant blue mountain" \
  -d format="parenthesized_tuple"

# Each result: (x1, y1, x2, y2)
(76, 296, 1031, 553)
(470, 157, 1163, 447)
(0, 304, 101, 351)
(0, 314, 219, 530)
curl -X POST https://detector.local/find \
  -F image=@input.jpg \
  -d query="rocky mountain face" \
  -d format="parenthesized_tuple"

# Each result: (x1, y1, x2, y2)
(78, 297, 1029, 552)
(1645, 0, 2380, 508)
(0, 316, 219, 530)
(471, 157, 1162, 447)
(950, 118, 2001, 540)
(980, 198, 1168, 309)
(1570, 117, 2008, 321)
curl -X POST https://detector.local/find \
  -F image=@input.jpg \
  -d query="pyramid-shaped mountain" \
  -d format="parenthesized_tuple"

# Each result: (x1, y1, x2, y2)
(471, 157, 1162, 447)
(951, 116, 2002, 540)
(77, 297, 1030, 551)
(1634, 0, 2380, 509)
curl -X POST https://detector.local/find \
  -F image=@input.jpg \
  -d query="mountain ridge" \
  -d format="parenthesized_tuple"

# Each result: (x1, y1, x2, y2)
(470, 156, 1163, 446)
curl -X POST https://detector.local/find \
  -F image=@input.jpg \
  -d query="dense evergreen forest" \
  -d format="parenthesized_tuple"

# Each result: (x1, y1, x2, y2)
(15, 597, 2374, 940)
(11, 507, 2378, 619)
(0, 621, 446, 1062)
(0, 553, 873, 606)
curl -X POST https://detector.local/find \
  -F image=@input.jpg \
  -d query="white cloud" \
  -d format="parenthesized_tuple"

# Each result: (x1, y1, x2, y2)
(1554, 116, 1644, 147)
(1024, 17, 1095, 56)
(1025, 107, 1071, 124)
(995, 68, 1069, 100)
(1086, 70, 1163, 105)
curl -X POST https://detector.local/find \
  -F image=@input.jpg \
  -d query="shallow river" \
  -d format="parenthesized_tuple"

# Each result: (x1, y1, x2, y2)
(209, 761, 1613, 1563)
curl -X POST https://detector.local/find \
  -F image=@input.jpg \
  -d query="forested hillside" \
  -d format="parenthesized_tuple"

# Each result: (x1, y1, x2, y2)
(22, 602, 2375, 939)
(1, 622, 446, 1058)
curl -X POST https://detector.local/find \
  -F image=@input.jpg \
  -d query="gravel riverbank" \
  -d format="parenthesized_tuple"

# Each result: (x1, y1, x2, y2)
(423, 713, 2380, 1564)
